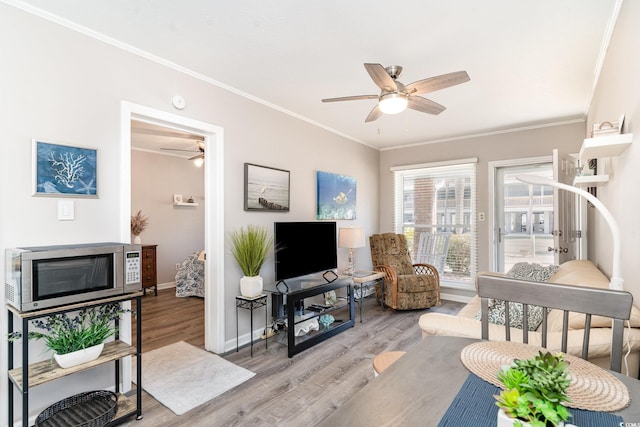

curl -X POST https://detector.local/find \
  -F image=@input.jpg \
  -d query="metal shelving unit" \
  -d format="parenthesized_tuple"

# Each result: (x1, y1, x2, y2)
(7, 292, 143, 427)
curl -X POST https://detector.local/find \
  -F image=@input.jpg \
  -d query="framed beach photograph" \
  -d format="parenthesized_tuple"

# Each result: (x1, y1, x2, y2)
(316, 171, 356, 220)
(32, 139, 98, 197)
(244, 163, 290, 211)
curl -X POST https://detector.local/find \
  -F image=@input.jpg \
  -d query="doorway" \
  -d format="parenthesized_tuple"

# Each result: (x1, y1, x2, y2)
(131, 120, 205, 351)
(490, 158, 554, 272)
(120, 101, 225, 354)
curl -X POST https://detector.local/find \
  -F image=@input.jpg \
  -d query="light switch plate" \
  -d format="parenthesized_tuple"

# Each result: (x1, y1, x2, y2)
(57, 200, 75, 220)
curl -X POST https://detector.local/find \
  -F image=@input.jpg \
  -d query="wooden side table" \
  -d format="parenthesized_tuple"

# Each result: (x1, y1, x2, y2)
(235, 294, 268, 357)
(141, 245, 157, 296)
(352, 271, 386, 322)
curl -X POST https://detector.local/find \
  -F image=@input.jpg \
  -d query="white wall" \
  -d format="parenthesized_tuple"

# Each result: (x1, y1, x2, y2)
(0, 4, 379, 423)
(131, 149, 205, 284)
(587, 0, 640, 304)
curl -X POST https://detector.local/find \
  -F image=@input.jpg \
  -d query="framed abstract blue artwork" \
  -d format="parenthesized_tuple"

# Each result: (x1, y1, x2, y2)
(316, 171, 356, 220)
(32, 139, 98, 197)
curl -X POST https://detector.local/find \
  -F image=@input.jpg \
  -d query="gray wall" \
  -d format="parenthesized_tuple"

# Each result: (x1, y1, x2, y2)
(0, 4, 379, 421)
(586, 0, 640, 304)
(2, 0, 639, 422)
(378, 122, 585, 297)
(131, 149, 205, 285)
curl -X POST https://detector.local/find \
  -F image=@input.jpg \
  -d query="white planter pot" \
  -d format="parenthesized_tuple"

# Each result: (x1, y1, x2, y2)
(133, 235, 142, 244)
(240, 275, 263, 297)
(497, 409, 532, 427)
(497, 409, 568, 427)
(54, 343, 104, 369)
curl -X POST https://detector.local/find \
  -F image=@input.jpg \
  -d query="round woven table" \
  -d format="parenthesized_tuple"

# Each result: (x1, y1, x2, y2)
(460, 341, 630, 412)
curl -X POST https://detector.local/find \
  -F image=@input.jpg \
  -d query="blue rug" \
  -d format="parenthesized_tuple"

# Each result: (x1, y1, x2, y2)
(437, 373, 624, 427)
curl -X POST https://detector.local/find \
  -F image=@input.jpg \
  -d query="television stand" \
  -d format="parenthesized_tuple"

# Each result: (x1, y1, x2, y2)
(266, 276, 354, 357)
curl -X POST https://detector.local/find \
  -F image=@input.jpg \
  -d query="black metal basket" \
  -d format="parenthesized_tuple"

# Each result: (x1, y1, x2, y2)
(35, 390, 118, 427)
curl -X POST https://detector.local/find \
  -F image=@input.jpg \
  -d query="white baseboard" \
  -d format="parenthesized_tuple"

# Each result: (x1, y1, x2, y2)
(157, 281, 176, 290)
(225, 328, 269, 354)
(440, 292, 473, 304)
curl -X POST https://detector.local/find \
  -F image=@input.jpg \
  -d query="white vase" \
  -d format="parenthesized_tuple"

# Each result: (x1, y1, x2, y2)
(240, 275, 263, 297)
(496, 409, 567, 427)
(54, 343, 104, 369)
(133, 235, 142, 244)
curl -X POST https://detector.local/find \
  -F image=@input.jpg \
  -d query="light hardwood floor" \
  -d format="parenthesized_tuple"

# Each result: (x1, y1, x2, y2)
(125, 288, 463, 426)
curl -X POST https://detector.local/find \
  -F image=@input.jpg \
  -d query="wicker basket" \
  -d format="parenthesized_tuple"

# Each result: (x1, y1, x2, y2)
(35, 390, 118, 427)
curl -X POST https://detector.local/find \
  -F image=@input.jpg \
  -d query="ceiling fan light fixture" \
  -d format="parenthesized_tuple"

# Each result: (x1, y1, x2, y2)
(193, 157, 204, 167)
(378, 92, 408, 114)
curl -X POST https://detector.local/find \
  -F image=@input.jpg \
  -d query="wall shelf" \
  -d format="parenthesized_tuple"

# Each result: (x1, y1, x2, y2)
(173, 202, 199, 207)
(579, 133, 633, 164)
(573, 174, 609, 187)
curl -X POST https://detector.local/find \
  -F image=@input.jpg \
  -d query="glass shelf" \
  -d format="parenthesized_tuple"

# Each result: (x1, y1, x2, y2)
(267, 276, 354, 357)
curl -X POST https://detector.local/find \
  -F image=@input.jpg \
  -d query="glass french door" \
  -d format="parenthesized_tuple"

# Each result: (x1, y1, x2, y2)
(494, 162, 555, 272)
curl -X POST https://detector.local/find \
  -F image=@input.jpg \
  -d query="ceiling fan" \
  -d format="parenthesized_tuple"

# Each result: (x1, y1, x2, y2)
(160, 141, 205, 161)
(321, 63, 470, 122)
(131, 120, 205, 164)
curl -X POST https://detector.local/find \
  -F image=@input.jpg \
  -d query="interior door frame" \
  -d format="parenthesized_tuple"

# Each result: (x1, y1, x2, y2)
(120, 102, 225, 356)
(488, 156, 552, 272)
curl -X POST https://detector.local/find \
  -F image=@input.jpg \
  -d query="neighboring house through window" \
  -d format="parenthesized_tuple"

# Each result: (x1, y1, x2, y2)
(392, 158, 478, 289)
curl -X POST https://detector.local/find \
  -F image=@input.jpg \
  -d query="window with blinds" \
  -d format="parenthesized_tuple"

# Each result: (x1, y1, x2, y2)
(392, 159, 478, 288)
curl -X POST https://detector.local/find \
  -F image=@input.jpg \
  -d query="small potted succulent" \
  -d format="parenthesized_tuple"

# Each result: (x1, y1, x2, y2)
(230, 225, 273, 297)
(495, 351, 572, 427)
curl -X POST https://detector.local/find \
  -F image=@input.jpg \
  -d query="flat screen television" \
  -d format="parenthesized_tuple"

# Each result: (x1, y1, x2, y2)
(274, 221, 337, 282)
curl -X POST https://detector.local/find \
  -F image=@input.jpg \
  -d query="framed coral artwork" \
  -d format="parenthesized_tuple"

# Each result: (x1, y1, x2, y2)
(32, 139, 98, 197)
(316, 171, 356, 220)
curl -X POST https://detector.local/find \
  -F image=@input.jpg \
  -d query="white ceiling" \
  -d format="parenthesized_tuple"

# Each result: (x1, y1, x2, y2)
(10, 0, 621, 150)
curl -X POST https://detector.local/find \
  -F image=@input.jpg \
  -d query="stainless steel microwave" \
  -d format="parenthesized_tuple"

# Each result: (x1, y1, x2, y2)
(5, 242, 142, 312)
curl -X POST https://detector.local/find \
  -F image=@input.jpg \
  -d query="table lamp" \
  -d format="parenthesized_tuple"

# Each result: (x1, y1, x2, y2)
(339, 227, 366, 276)
(516, 174, 623, 290)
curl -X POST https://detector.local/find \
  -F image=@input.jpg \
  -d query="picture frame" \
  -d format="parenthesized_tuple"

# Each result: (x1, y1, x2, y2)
(32, 139, 98, 197)
(244, 163, 290, 211)
(173, 194, 183, 204)
(316, 171, 357, 220)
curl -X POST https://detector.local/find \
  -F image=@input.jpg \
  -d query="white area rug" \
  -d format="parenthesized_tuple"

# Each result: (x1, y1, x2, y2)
(133, 341, 255, 415)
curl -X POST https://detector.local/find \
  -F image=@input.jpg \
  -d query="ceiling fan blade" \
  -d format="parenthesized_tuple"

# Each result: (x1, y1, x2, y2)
(407, 96, 446, 115)
(405, 71, 470, 95)
(161, 147, 200, 153)
(322, 95, 378, 103)
(365, 105, 383, 122)
(364, 63, 397, 91)
(189, 153, 205, 160)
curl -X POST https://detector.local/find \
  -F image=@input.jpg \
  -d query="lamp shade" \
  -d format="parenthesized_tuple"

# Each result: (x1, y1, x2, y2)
(338, 227, 365, 249)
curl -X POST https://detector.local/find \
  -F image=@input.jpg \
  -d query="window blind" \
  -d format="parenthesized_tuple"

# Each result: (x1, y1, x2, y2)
(393, 160, 478, 287)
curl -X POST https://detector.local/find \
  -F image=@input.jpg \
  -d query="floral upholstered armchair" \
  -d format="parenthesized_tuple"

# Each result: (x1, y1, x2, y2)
(369, 233, 440, 310)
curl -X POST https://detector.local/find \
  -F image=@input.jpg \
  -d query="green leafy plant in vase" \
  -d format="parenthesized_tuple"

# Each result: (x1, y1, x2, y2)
(230, 225, 273, 297)
(8, 303, 131, 368)
(495, 351, 572, 427)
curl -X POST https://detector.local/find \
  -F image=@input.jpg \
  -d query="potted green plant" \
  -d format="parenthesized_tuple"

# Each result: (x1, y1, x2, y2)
(495, 351, 572, 427)
(230, 225, 273, 297)
(8, 303, 130, 368)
